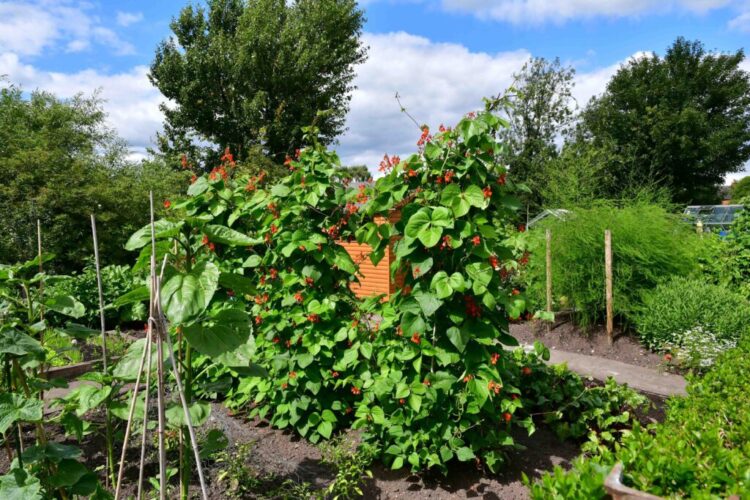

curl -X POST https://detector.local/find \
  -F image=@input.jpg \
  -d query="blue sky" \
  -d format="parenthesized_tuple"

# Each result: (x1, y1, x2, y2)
(1, 0, 749, 181)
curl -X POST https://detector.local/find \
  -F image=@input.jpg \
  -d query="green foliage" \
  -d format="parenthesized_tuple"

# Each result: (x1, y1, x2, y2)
(720, 203, 750, 299)
(577, 37, 750, 204)
(525, 202, 701, 327)
(501, 57, 576, 211)
(632, 276, 750, 351)
(531, 337, 750, 498)
(354, 105, 533, 473)
(319, 437, 375, 499)
(150, 0, 367, 166)
(0, 81, 186, 271)
(334, 165, 372, 183)
(729, 176, 750, 201)
(45, 263, 146, 327)
(526, 456, 610, 500)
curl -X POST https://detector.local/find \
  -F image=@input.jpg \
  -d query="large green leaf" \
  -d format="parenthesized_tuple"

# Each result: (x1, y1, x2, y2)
(0, 469, 43, 500)
(161, 261, 219, 324)
(218, 273, 256, 295)
(165, 401, 211, 428)
(0, 329, 44, 358)
(44, 295, 85, 319)
(125, 220, 182, 251)
(113, 286, 150, 307)
(182, 308, 250, 358)
(446, 326, 470, 353)
(0, 393, 43, 434)
(204, 225, 259, 246)
(112, 338, 169, 382)
(404, 207, 454, 248)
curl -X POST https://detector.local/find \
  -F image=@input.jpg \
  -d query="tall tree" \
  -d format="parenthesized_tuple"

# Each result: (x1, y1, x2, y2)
(0, 82, 185, 270)
(501, 57, 576, 210)
(150, 0, 367, 170)
(578, 38, 750, 204)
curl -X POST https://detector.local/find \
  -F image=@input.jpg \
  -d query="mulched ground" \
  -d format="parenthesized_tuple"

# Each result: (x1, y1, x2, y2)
(510, 318, 667, 369)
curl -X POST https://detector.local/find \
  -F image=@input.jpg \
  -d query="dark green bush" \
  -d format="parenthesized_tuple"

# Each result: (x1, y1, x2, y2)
(525, 202, 701, 327)
(632, 276, 750, 352)
(530, 336, 750, 498)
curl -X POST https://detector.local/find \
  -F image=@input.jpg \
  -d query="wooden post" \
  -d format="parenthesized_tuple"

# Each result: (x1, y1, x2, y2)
(605, 230, 613, 345)
(545, 229, 552, 314)
(37, 219, 44, 323)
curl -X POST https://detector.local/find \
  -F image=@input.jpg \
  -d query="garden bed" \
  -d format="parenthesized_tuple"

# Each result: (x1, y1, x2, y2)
(511, 321, 665, 370)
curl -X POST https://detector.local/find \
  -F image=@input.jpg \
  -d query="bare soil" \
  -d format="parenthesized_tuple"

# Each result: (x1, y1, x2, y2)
(510, 319, 666, 369)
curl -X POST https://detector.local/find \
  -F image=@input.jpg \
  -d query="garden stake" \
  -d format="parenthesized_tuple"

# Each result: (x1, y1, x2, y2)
(605, 229, 614, 344)
(546, 228, 553, 330)
(91, 214, 115, 488)
(136, 320, 154, 500)
(114, 322, 151, 500)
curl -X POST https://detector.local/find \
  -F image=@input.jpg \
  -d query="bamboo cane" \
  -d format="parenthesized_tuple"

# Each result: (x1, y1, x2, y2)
(136, 322, 154, 500)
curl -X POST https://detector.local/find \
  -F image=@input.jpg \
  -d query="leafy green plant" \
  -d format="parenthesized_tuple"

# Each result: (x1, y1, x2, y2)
(352, 104, 536, 473)
(530, 336, 750, 498)
(319, 437, 375, 499)
(524, 201, 702, 327)
(632, 276, 750, 352)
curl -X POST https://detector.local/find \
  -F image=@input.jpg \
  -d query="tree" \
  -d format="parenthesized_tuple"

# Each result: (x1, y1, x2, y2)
(578, 38, 750, 204)
(150, 0, 367, 170)
(334, 165, 372, 182)
(500, 57, 576, 210)
(0, 82, 186, 271)
(730, 175, 750, 201)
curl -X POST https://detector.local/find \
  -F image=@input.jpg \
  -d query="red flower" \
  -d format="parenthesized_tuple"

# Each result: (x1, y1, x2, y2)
(163, 199, 171, 209)
(488, 380, 502, 395)
(282, 382, 288, 389)
(464, 295, 481, 318)
(444, 170, 455, 183)
(289, 371, 297, 379)
(180, 154, 188, 169)
(417, 126, 431, 146)
(482, 186, 492, 198)
(351, 386, 361, 395)
(463, 374, 473, 383)
(227, 290, 235, 297)
(294, 292, 303, 303)
(519, 252, 530, 266)
(272, 337, 280, 344)
(440, 235, 452, 250)
(471, 235, 481, 246)
(521, 366, 532, 376)
(307, 314, 320, 323)
(305, 277, 314, 286)
(518, 224, 526, 233)
(411, 332, 421, 344)
(491, 353, 500, 365)
(497, 173, 506, 185)
(664, 353, 673, 362)
(512, 289, 520, 295)
(202, 235, 209, 245)
(503, 412, 512, 423)
(331, 371, 339, 378)
(254, 315, 263, 325)
(208, 242, 216, 252)
(423, 378, 431, 386)
(407, 169, 417, 177)
(190, 174, 197, 184)
(345, 407, 353, 414)
(269, 268, 278, 280)
(399, 398, 405, 405)
(489, 255, 499, 269)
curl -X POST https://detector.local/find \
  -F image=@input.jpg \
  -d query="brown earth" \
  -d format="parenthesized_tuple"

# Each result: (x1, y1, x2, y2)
(510, 319, 667, 369)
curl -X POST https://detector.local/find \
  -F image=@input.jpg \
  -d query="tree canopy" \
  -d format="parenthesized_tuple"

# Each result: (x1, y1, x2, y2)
(730, 176, 750, 202)
(0, 82, 185, 271)
(578, 38, 750, 204)
(150, 0, 367, 170)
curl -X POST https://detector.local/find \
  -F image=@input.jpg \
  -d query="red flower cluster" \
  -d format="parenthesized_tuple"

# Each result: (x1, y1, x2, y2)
(305, 276, 314, 286)
(521, 366, 532, 376)
(190, 174, 197, 184)
(180, 154, 188, 169)
(463, 374, 474, 383)
(482, 186, 492, 198)
(487, 380, 502, 395)
(410, 332, 421, 344)
(345, 202, 358, 215)
(307, 314, 320, 323)
(417, 126, 431, 147)
(254, 293, 269, 305)
(503, 412, 512, 423)
(489, 255, 499, 269)
(220, 147, 235, 167)
(284, 155, 294, 171)
(294, 292, 303, 303)
(423, 378, 431, 386)
(471, 235, 481, 246)
(439, 235, 452, 250)
(518, 224, 526, 233)
(407, 168, 417, 177)
(464, 295, 481, 318)
(209, 165, 229, 181)
(269, 268, 278, 280)
(399, 398, 405, 405)
(289, 371, 297, 379)
(356, 184, 369, 203)
(378, 154, 401, 173)
(163, 199, 171, 209)
(350, 386, 361, 395)
(497, 173, 506, 186)
(519, 252, 530, 266)
(491, 352, 500, 365)
(331, 370, 340, 378)
(254, 315, 263, 325)
(245, 171, 266, 192)
(438, 124, 446, 133)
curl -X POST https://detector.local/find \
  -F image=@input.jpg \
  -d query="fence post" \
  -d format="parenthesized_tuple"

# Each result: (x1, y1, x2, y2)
(545, 229, 552, 314)
(605, 229, 613, 345)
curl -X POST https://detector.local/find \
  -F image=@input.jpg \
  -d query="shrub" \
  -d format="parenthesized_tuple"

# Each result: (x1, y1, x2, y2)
(632, 276, 750, 352)
(530, 337, 750, 498)
(524, 201, 701, 327)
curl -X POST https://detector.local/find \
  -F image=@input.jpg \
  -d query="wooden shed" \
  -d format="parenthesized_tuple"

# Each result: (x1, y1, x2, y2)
(338, 212, 403, 300)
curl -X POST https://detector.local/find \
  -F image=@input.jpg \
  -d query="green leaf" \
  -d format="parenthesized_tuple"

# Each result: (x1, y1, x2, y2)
(165, 401, 211, 428)
(333, 248, 357, 274)
(0, 329, 44, 358)
(49, 459, 89, 488)
(125, 220, 182, 251)
(242, 255, 262, 268)
(414, 290, 442, 317)
(317, 420, 333, 439)
(218, 272, 256, 295)
(59, 323, 98, 340)
(0, 469, 43, 500)
(204, 225, 258, 246)
(464, 185, 487, 208)
(183, 308, 250, 358)
(199, 429, 229, 459)
(466, 262, 492, 287)
(161, 261, 219, 324)
(271, 184, 291, 197)
(431, 272, 453, 299)
(404, 207, 453, 248)
(45, 295, 85, 319)
(446, 326, 470, 353)
(112, 338, 169, 382)
(113, 285, 150, 307)
(456, 447, 476, 462)
(391, 456, 404, 470)
(0, 393, 43, 434)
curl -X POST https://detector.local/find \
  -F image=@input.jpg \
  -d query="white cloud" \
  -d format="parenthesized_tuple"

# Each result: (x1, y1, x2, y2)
(0, 1, 134, 57)
(728, 11, 750, 30)
(338, 32, 530, 171)
(116, 11, 143, 27)
(0, 52, 164, 153)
